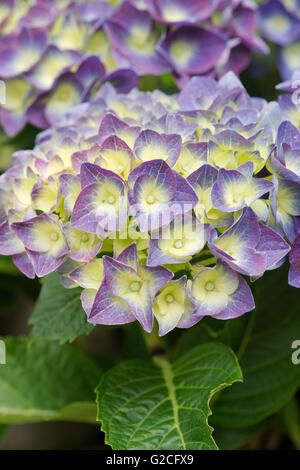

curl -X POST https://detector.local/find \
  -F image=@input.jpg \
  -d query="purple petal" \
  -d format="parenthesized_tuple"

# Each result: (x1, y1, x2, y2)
(188, 164, 218, 190)
(140, 264, 173, 298)
(89, 280, 136, 325)
(130, 161, 177, 232)
(278, 40, 300, 80)
(98, 112, 140, 147)
(289, 232, 300, 287)
(25, 249, 66, 277)
(11, 214, 68, 256)
(103, 255, 153, 332)
(290, 232, 300, 265)
(81, 288, 97, 317)
(214, 276, 255, 320)
(209, 208, 267, 276)
(104, 69, 139, 94)
(59, 174, 81, 212)
(256, 223, 290, 269)
(105, 2, 170, 75)
(117, 242, 139, 271)
(63, 223, 102, 262)
(134, 129, 182, 167)
(71, 173, 128, 235)
(178, 75, 218, 110)
(25, 46, 82, 91)
(12, 251, 35, 279)
(148, 214, 209, 266)
(0, 220, 24, 255)
(259, 0, 300, 45)
(99, 135, 133, 177)
(288, 262, 300, 288)
(80, 162, 125, 188)
(0, 27, 47, 78)
(159, 26, 227, 76)
(277, 120, 300, 150)
(211, 168, 248, 212)
(145, 0, 218, 25)
(73, 1, 114, 24)
(0, 108, 28, 137)
(76, 55, 105, 92)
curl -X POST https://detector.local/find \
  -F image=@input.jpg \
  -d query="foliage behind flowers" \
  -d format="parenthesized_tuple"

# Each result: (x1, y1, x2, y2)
(0, 0, 268, 136)
(3, 71, 300, 337)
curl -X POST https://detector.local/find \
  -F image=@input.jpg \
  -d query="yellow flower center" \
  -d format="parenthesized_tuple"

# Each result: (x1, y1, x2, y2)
(130, 281, 141, 292)
(165, 294, 174, 303)
(205, 281, 215, 291)
(146, 194, 155, 204)
(173, 239, 183, 249)
(107, 195, 115, 204)
(81, 234, 89, 243)
(50, 232, 59, 242)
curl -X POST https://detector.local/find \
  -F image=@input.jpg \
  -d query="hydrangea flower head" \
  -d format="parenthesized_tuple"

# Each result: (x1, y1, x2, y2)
(1, 72, 298, 335)
(0, 0, 268, 136)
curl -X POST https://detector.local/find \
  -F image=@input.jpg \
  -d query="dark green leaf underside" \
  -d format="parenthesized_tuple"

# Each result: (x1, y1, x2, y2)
(212, 265, 300, 428)
(0, 337, 100, 424)
(29, 272, 93, 343)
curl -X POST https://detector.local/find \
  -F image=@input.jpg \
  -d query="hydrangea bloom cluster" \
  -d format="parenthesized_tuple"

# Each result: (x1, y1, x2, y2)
(2, 71, 299, 336)
(259, 0, 300, 79)
(0, 0, 268, 136)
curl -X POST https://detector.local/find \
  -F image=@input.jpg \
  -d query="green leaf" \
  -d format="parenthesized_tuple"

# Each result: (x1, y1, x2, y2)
(171, 317, 225, 359)
(122, 323, 150, 360)
(211, 265, 300, 428)
(0, 337, 101, 424)
(281, 397, 300, 449)
(96, 342, 242, 450)
(0, 256, 21, 276)
(29, 272, 93, 343)
(213, 421, 269, 450)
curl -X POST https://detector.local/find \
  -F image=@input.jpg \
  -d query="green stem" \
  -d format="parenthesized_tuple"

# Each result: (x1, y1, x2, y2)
(190, 255, 216, 266)
(141, 321, 165, 357)
(212, 309, 257, 410)
(237, 310, 256, 359)
(199, 257, 217, 266)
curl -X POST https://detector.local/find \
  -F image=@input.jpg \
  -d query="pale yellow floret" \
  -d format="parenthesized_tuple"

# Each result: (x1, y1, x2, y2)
(75, 259, 104, 290)
(174, 146, 206, 177)
(283, 42, 300, 69)
(138, 143, 167, 162)
(277, 182, 299, 215)
(31, 53, 76, 90)
(87, 30, 118, 72)
(13, 176, 36, 207)
(191, 264, 238, 309)
(155, 282, 186, 318)
(265, 14, 291, 34)
(3, 79, 31, 111)
(214, 233, 241, 260)
(100, 149, 131, 179)
(2, 1, 30, 34)
(162, 5, 187, 22)
(158, 222, 205, 259)
(33, 220, 65, 256)
(65, 226, 99, 252)
(32, 179, 59, 213)
(127, 26, 155, 55)
(51, 14, 86, 51)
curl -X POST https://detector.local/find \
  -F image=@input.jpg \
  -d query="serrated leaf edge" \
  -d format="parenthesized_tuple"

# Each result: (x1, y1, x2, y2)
(96, 342, 243, 450)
